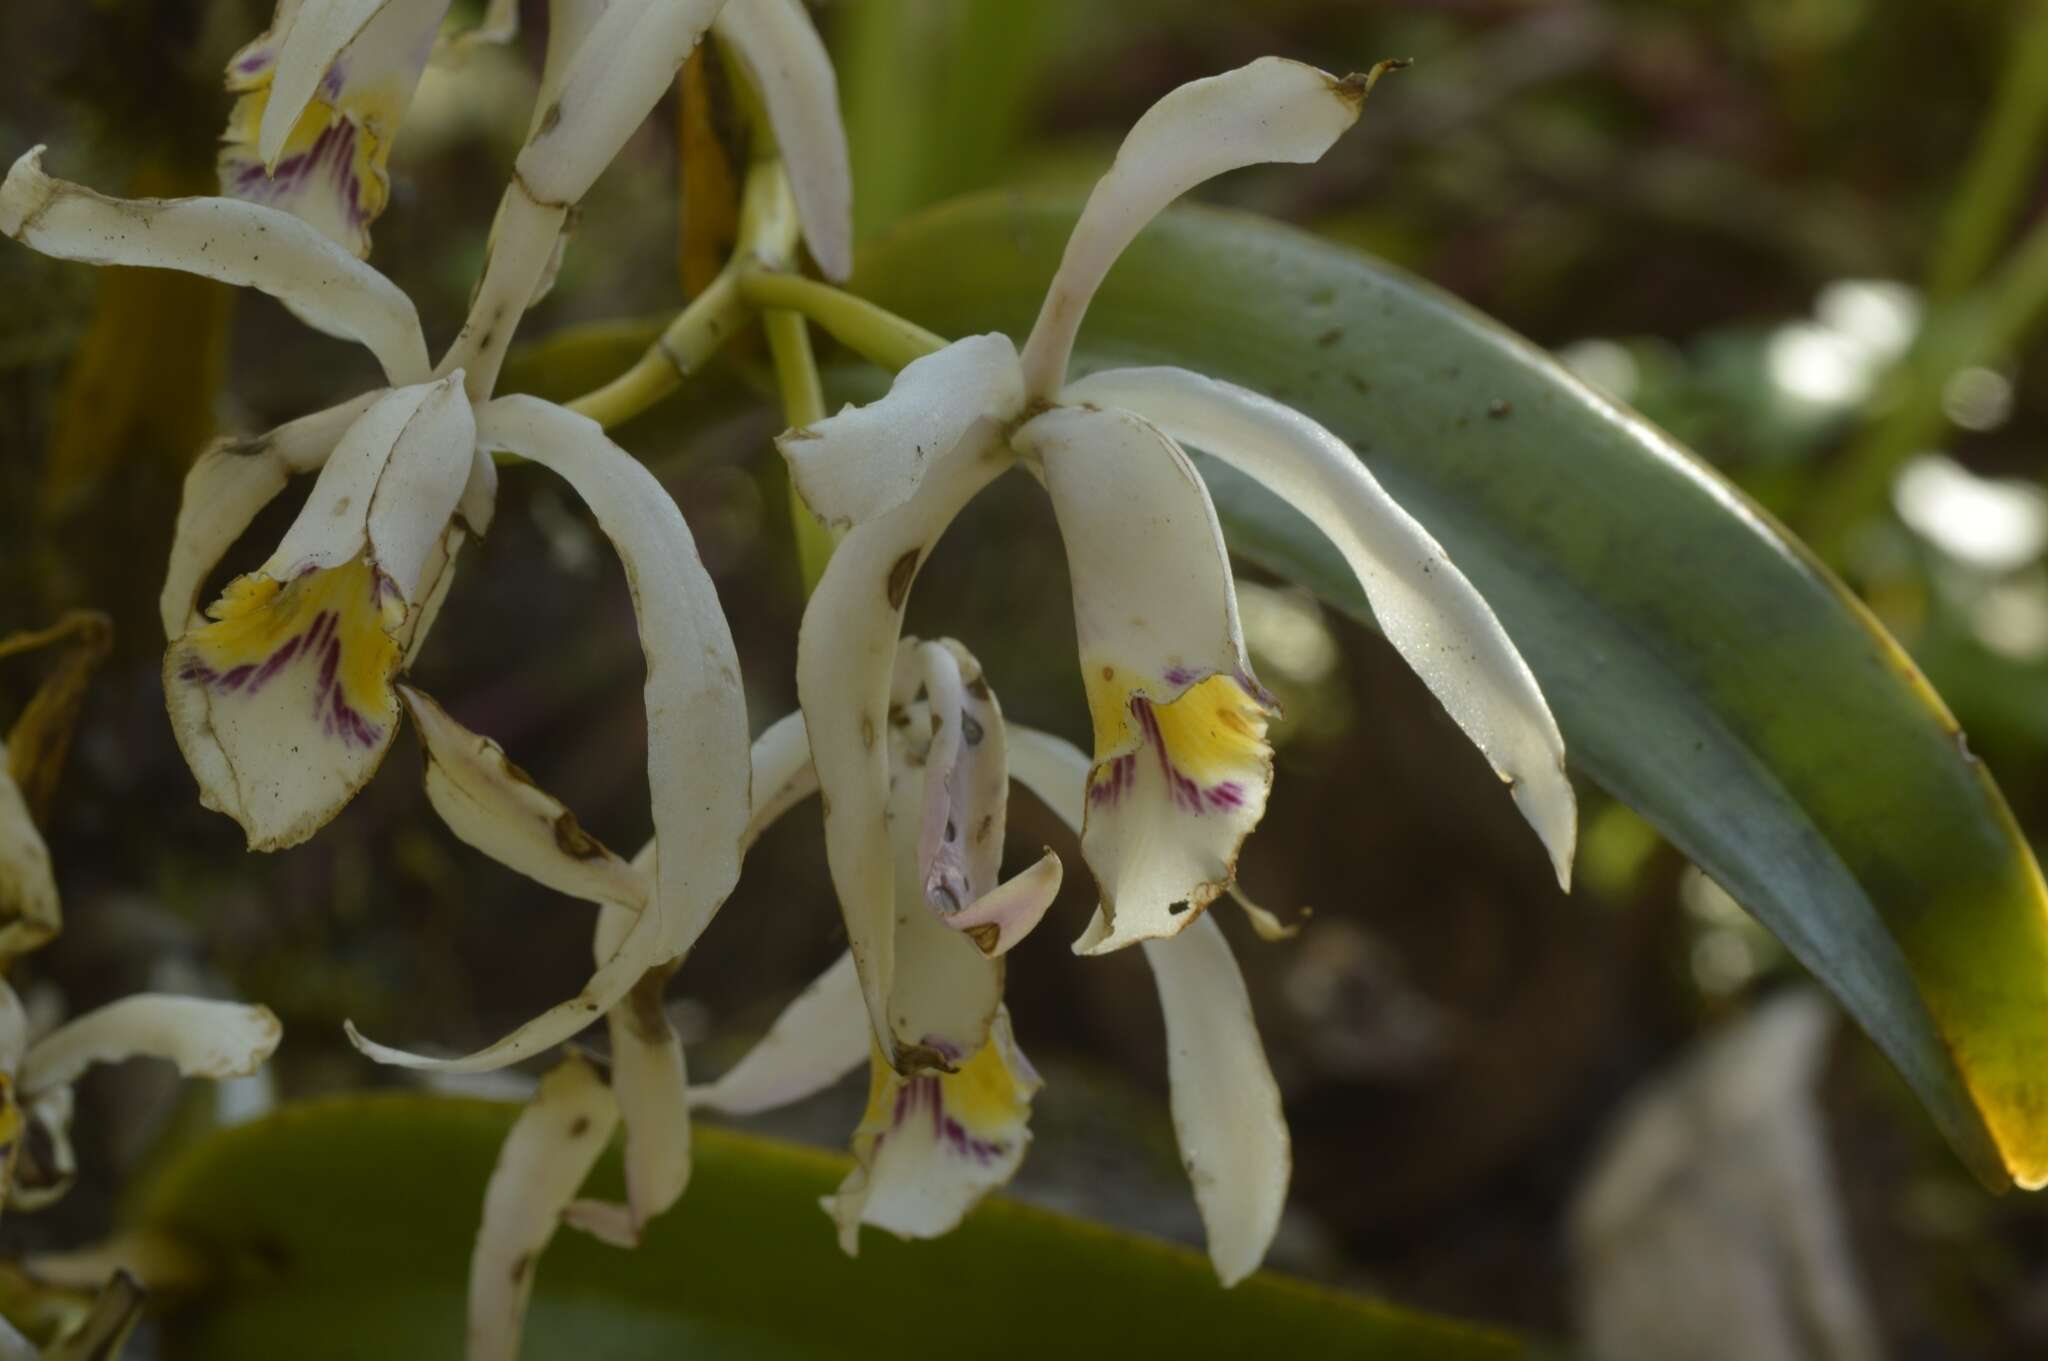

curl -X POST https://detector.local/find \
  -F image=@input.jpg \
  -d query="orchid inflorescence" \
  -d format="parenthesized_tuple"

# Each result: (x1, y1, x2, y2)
(2, 2, 1577, 1357)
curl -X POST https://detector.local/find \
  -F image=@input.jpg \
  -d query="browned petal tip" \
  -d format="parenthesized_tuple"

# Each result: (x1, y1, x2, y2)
(1334, 58, 1414, 108)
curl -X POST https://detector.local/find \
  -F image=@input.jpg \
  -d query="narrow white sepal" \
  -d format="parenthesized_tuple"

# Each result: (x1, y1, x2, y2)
(2, 148, 430, 385)
(690, 951, 867, 1116)
(20, 996, 282, 1095)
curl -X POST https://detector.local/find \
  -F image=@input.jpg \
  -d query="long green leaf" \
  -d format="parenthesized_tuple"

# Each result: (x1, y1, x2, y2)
(137, 1094, 1524, 1359)
(848, 192, 2048, 1192)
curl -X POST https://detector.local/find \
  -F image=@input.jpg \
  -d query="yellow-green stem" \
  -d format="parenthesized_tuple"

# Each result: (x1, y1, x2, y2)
(738, 269, 946, 372)
(564, 267, 749, 429)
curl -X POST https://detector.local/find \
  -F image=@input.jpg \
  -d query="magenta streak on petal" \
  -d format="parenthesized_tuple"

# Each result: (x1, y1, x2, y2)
(885, 1074, 1010, 1167)
(229, 118, 370, 232)
(1133, 699, 1204, 813)
(1162, 664, 1199, 687)
(1089, 753, 1135, 808)
(180, 602, 386, 751)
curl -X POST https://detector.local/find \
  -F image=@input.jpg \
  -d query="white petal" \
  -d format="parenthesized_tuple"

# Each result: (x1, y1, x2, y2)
(797, 431, 1010, 1066)
(825, 1008, 1039, 1253)
(468, 1057, 618, 1361)
(592, 946, 689, 1237)
(401, 686, 650, 911)
(1017, 58, 1367, 396)
(2, 148, 429, 385)
(744, 710, 818, 844)
(20, 996, 281, 1095)
(0, 769, 59, 966)
(712, 0, 852, 280)
(779, 334, 1022, 530)
(947, 851, 1063, 959)
(0, 981, 29, 1075)
(1142, 915, 1290, 1285)
(349, 396, 750, 1072)
(1015, 403, 1273, 952)
(1068, 366, 1577, 887)
(515, 0, 724, 209)
(164, 378, 474, 850)
(438, 182, 569, 401)
(260, 0, 398, 168)
(225, 0, 453, 255)
(159, 393, 380, 640)
(690, 951, 866, 1116)
(533, 0, 612, 136)
(1005, 726, 1289, 1283)
(882, 719, 1002, 1069)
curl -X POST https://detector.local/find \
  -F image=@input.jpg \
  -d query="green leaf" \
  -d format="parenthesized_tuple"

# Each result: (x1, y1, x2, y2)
(137, 1094, 1524, 1359)
(846, 192, 2048, 1193)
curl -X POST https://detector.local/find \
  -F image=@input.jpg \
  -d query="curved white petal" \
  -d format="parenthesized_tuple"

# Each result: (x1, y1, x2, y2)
(439, 183, 570, 401)
(712, 0, 852, 280)
(225, 0, 452, 255)
(20, 996, 281, 1096)
(947, 851, 1063, 959)
(349, 396, 749, 1072)
(1068, 366, 1577, 886)
(1017, 58, 1367, 396)
(0, 769, 58, 966)
(468, 1057, 618, 1361)
(402, 686, 651, 911)
(164, 378, 474, 850)
(3, 148, 429, 384)
(825, 1008, 1040, 1254)
(515, 0, 724, 209)
(689, 951, 866, 1116)
(797, 430, 1010, 1065)
(533, 0, 612, 136)
(1004, 724, 1289, 1283)
(1016, 403, 1273, 953)
(781, 333, 1022, 534)
(583, 912, 688, 1239)
(159, 393, 381, 640)
(1142, 915, 1290, 1285)
(744, 710, 818, 843)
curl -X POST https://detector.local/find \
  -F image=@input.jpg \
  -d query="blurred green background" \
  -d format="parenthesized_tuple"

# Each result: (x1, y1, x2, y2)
(5, 0, 2048, 1354)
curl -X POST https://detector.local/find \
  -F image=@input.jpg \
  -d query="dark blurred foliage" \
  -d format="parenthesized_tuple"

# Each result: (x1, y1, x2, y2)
(4, 0, 2048, 1354)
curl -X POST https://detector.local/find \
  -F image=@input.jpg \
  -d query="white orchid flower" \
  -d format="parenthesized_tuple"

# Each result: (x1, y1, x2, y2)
(0, 0, 845, 856)
(0, 982, 280, 1215)
(785, 58, 1575, 987)
(691, 645, 1288, 1285)
(218, 0, 458, 256)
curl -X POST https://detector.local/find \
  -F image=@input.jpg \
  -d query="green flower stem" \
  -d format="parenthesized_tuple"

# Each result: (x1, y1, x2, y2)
(564, 266, 748, 429)
(737, 269, 946, 372)
(763, 307, 838, 592)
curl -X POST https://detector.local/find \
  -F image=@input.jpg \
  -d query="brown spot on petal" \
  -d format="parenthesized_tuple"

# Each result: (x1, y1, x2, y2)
(975, 814, 995, 845)
(966, 923, 1001, 955)
(511, 1253, 534, 1284)
(569, 1116, 591, 1138)
(886, 550, 919, 609)
(553, 811, 604, 860)
(861, 716, 876, 749)
(536, 102, 562, 136)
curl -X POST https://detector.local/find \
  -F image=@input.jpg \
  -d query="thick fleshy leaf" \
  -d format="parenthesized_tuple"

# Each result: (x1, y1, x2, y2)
(796, 434, 1009, 1067)
(712, 0, 853, 280)
(851, 191, 2048, 1189)
(347, 396, 748, 1073)
(1015, 403, 1273, 955)
(1007, 723, 1288, 1283)
(779, 333, 1021, 529)
(401, 686, 649, 912)
(1066, 365, 1575, 888)
(0, 770, 57, 967)
(824, 1009, 1039, 1255)
(134, 1094, 1525, 1358)
(468, 1058, 618, 1361)
(159, 393, 380, 639)
(164, 379, 473, 851)
(1016, 57, 1367, 396)
(20, 997, 280, 1095)
(1, 149, 429, 385)
(690, 951, 867, 1116)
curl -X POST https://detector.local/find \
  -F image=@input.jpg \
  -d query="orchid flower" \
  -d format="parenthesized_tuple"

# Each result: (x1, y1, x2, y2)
(0, 982, 281, 1216)
(0, 0, 848, 1067)
(690, 640, 1289, 1284)
(784, 58, 1577, 1082)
